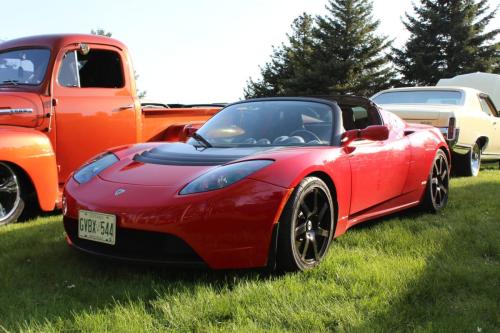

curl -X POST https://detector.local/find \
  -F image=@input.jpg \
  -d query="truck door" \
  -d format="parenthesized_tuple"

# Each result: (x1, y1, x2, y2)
(53, 44, 137, 183)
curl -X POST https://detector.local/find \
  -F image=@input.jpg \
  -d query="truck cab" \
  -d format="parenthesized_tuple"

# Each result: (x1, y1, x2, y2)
(0, 34, 220, 224)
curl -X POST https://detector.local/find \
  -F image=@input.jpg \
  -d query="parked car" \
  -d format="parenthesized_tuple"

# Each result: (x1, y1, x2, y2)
(0, 34, 221, 225)
(372, 87, 500, 176)
(437, 72, 500, 110)
(62, 96, 450, 271)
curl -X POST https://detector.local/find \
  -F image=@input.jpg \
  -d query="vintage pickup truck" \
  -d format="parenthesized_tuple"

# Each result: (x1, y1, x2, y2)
(0, 34, 221, 225)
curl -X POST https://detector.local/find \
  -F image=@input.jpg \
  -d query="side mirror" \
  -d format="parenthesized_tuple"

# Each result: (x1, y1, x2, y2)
(341, 125, 389, 146)
(183, 125, 198, 138)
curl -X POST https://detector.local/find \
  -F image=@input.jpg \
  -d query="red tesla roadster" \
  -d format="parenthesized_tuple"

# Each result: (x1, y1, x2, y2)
(63, 97, 450, 271)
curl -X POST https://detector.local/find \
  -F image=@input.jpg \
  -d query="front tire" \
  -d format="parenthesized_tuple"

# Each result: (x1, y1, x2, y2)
(277, 177, 335, 271)
(422, 150, 449, 213)
(0, 162, 25, 225)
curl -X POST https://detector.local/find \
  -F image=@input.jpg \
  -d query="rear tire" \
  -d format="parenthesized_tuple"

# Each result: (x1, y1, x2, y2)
(422, 150, 449, 213)
(456, 142, 481, 177)
(277, 177, 335, 271)
(0, 162, 25, 225)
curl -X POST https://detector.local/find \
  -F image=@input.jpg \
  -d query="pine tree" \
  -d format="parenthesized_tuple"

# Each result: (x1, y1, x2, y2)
(313, 0, 394, 96)
(244, 0, 394, 98)
(244, 14, 318, 98)
(393, 0, 500, 85)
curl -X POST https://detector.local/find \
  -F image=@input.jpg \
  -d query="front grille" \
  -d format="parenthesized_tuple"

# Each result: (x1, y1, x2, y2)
(64, 217, 204, 265)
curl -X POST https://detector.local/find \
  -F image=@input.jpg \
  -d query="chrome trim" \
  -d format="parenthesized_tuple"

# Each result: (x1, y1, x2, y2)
(0, 108, 33, 115)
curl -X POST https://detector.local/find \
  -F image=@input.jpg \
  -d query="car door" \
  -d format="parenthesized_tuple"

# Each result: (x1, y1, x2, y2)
(344, 104, 410, 215)
(53, 44, 137, 182)
(478, 95, 500, 156)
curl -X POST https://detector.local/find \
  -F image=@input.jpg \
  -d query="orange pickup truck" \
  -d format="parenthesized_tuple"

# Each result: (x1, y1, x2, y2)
(0, 34, 221, 225)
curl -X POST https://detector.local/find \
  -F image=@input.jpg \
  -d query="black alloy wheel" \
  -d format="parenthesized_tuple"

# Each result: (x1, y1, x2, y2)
(277, 177, 335, 271)
(422, 150, 449, 212)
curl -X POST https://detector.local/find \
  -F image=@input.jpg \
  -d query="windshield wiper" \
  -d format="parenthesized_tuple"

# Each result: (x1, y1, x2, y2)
(191, 132, 212, 148)
(0, 80, 19, 86)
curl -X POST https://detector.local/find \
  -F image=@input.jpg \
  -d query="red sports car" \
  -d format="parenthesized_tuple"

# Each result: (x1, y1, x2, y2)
(63, 97, 450, 271)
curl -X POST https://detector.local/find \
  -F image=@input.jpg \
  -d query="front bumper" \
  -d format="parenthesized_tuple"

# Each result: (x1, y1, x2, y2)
(63, 177, 290, 269)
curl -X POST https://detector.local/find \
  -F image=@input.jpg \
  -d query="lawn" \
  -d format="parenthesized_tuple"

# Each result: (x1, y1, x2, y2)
(0, 167, 499, 332)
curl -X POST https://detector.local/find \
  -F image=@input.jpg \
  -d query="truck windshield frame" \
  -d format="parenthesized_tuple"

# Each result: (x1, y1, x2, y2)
(374, 90, 464, 106)
(0, 48, 51, 86)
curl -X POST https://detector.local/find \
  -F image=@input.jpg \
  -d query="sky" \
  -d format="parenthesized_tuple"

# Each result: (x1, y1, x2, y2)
(1, 0, 499, 103)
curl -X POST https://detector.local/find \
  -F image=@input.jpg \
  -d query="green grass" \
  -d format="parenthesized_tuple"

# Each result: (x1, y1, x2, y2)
(1, 166, 499, 333)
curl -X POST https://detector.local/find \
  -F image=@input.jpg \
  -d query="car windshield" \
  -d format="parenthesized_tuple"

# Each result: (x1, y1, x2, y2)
(190, 101, 334, 147)
(0, 48, 50, 86)
(373, 90, 464, 105)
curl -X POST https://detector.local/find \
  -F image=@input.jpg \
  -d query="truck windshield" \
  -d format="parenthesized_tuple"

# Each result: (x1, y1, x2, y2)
(373, 90, 464, 105)
(0, 48, 50, 86)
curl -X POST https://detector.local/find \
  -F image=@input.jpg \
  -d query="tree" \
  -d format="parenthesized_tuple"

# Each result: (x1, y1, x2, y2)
(90, 29, 147, 99)
(313, 0, 394, 96)
(393, 0, 500, 85)
(245, 0, 394, 98)
(245, 14, 319, 97)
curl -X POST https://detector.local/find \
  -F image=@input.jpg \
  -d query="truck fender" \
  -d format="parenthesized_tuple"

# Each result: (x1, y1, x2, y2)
(0, 126, 58, 211)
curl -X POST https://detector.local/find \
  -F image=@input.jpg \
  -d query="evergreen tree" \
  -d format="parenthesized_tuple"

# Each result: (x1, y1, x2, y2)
(244, 0, 394, 98)
(393, 0, 500, 85)
(244, 14, 318, 98)
(313, 0, 394, 96)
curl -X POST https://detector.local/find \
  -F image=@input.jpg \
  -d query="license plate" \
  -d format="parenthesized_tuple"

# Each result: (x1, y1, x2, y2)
(78, 210, 116, 245)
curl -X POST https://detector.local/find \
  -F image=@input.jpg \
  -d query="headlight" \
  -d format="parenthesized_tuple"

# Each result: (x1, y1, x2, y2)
(180, 160, 273, 195)
(73, 153, 119, 184)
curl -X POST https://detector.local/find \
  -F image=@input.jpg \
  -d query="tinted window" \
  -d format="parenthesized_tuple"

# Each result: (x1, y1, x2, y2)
(340, 105, 381, 131)
(191, 101, 333, 147)
(374, 90, 463, 105)
(58, 49, 124, 88)
(0, 48, 50, 85)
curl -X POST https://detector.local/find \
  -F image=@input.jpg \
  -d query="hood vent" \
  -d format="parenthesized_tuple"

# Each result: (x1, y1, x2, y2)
(134, 146, 246, 166)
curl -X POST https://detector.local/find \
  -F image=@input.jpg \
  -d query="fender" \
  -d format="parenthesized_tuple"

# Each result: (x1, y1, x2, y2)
(0, 126, 58, 211)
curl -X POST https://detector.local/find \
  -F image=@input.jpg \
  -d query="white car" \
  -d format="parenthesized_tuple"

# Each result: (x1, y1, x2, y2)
(372, 87, 500, 176)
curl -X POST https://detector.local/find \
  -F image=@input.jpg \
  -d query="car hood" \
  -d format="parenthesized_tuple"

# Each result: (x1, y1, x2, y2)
(98, 142, 282, 186)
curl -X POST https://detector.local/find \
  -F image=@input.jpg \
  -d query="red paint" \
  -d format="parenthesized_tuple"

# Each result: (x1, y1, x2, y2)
(63, 100, 450, 269)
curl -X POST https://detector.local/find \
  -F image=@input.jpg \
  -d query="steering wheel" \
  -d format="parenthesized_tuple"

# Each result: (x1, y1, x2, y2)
(290, 129, 321, 142)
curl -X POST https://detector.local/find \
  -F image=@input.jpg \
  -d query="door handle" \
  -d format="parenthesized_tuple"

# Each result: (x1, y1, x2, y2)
(115, 104, 134, 112)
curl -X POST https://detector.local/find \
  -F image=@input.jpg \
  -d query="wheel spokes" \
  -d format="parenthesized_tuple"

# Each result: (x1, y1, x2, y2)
(317, 227, 329, 238)
(311, 237, 320, 261)
(0, 178, 17, 194)
(300, 201, 311, 217)
(295, 223, 307, 236)
(301, 237, 310, 260)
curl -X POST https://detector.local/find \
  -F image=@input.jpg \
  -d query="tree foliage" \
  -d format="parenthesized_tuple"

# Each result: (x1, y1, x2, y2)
(245, 0, 394, 98)
(90, 29, 147, 99)
(393, 0, 500, 85)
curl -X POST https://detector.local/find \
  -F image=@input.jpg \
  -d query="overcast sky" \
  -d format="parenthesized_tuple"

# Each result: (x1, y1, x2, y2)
(1, 0, 499, 103)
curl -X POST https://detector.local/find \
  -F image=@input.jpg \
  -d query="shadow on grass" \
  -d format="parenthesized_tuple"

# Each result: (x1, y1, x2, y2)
(0, 218, 268, 330)
(348, 178, 500, 332)
(0, 172, 499, 331)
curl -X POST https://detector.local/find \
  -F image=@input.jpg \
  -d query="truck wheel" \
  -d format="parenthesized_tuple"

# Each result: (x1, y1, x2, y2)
(458, 142, 481, 177)
(0, 162, 25, 225)
(422, 150, 449, 212)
